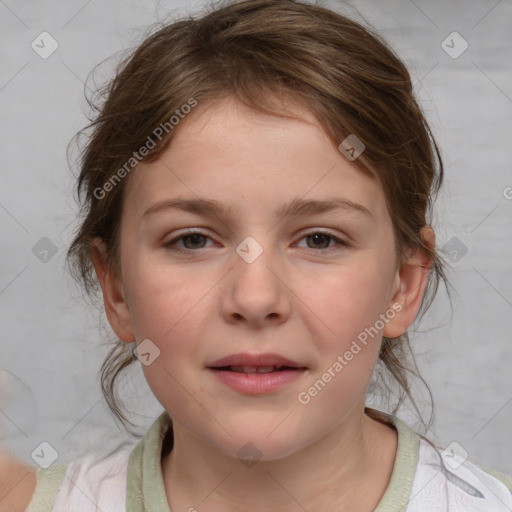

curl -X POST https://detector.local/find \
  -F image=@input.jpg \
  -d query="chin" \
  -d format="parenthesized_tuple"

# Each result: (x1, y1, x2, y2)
(219, 438, 301, 464)
(207, 420, 308, 463)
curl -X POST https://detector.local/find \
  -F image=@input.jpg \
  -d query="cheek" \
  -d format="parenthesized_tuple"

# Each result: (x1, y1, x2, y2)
(301, 256, 395, 346)
(294, 270, 387, 418)
(126, 269, 212, 413)
(123, 250, 210, 340)
(294, 254, 396, 403)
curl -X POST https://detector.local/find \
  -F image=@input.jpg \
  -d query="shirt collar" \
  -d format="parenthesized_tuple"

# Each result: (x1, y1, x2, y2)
(126, 407, 420, 512)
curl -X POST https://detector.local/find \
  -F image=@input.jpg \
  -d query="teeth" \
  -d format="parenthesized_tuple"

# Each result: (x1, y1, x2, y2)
(256, 366, 277, 374)
(229, 365, 280, 374)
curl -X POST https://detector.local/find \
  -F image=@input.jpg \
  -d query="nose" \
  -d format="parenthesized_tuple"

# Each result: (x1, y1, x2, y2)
(221, 239, 291, 328)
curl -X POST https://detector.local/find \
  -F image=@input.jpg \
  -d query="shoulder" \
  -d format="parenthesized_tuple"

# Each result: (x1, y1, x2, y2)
(0, 450, 38, 511)
(373, 410, 512, 512)
(22, 443, 134, 512)
(410, 437, 512, 511)
(483, 467, 512, 492)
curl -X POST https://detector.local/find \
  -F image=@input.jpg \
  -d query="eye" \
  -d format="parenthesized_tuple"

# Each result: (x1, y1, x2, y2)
(296, 231, 349, 251)
(164, 230, 215, 252)
(164, 229, 349, 254)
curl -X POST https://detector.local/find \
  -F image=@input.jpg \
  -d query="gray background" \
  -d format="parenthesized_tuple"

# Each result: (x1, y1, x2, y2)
(1, 0, 511, 475)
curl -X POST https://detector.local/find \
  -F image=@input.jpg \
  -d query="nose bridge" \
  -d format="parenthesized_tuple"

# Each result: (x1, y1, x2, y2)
(225, 234, 289, 322)
(234, 234, 279, 294)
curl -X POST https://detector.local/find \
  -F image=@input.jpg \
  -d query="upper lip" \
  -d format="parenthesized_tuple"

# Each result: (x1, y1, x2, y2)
(207, 352, 306, 368)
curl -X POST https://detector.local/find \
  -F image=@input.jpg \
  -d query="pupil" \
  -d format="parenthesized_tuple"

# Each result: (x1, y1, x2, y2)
(185, 234, 206, 249)
(308, 233, 329, 249)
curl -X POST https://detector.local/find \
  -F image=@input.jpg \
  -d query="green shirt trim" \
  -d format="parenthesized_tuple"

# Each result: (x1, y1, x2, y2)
(371, 409, 419, 512)
(25, 463, 68, 512)
(126, 410, 172, 512)
(125, 407, 419, 512)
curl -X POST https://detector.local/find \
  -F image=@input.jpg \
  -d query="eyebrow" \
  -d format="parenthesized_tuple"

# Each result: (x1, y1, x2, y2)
(142, 197, 373, 220)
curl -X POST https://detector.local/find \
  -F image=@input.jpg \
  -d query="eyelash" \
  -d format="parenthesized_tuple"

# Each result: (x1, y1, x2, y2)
(164, 230, 350, 254)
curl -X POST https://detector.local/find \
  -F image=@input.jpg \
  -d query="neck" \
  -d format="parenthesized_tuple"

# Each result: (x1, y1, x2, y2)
(161, 406, 398, 512)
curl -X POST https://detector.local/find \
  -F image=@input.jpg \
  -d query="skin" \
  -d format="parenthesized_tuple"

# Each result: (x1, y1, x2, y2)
(0, 450, 37, 511)
(88, 96, 433, 511)
(0, 96, 433, 511)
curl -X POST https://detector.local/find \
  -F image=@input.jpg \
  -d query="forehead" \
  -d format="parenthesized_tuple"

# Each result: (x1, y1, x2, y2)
(122, 97, 387, 223)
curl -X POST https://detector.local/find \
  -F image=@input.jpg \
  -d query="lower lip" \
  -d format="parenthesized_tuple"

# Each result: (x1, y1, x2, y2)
(207, 368, 306, 394)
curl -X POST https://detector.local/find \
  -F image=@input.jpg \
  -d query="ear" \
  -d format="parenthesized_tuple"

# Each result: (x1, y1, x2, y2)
(90, 238, 135, 343)
(383, 227, 434, 338)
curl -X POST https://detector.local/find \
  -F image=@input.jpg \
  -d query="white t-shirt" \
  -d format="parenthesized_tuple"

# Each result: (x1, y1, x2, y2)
(26, 408, 512, 511)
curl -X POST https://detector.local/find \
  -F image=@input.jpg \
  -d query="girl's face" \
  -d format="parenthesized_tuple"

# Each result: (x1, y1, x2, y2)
(96, 96, 427, 460)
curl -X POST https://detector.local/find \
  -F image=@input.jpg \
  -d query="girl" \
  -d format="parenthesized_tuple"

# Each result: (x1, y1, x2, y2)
(6, 0, 512, 510)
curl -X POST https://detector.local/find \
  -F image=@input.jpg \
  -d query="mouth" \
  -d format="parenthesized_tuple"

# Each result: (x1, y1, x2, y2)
(206, 364, 307, 394)
(205, 353, 308, 393)
(210, 365, 305, 374)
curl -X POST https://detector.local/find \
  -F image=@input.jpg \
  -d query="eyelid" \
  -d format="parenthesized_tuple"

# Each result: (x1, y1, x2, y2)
(294, 229, 350, 250)
(164, 229, 216, 247)
(164, 228, 350, 253)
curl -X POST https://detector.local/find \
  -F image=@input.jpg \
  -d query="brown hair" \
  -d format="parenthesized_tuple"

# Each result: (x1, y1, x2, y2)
(66, 0, 449, 432)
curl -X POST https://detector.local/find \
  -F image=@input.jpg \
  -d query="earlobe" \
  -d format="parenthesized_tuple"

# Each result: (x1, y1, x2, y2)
(383, 227, 435, 338)
(90, 238, 135, 343)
